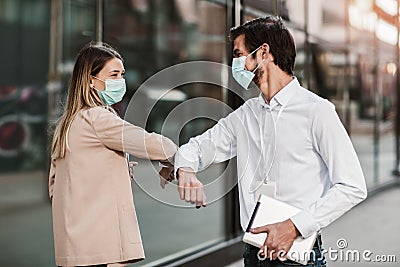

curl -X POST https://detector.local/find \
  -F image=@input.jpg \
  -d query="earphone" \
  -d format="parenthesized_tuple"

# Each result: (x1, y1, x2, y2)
(248, 102, 284, 194)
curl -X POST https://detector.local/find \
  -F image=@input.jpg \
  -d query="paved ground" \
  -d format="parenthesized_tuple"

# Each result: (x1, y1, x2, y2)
(226, 185, 400, 267)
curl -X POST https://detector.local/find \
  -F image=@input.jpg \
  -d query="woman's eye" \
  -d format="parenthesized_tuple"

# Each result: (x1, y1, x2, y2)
(111, 73, 124, 77)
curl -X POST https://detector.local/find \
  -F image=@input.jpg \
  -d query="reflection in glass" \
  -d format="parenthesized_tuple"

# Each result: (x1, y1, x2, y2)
(104, 1, 228, 265)
(0, 0, 50, 172)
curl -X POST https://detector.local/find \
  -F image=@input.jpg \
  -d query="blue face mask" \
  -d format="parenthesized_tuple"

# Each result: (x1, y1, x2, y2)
(232, 46, 264, 90)
(91, 76, 126, 106)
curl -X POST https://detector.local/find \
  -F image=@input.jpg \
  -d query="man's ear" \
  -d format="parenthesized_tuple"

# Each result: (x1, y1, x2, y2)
(261, 43, 271, 61)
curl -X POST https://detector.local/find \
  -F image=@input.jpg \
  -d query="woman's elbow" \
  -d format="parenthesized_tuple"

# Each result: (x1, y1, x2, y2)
(145, 134, 177, 160)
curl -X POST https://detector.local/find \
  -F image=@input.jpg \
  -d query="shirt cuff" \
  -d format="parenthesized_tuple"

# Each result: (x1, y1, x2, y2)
(290, 210, 320, 238)
(174, 151, 200, 180)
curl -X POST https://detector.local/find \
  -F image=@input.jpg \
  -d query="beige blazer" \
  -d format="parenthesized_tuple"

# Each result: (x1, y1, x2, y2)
(49, 106, 177, 266)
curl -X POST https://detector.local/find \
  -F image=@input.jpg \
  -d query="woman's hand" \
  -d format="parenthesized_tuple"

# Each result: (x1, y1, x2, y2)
(159, 161, 175, 189)
(128, 161, 138, 180)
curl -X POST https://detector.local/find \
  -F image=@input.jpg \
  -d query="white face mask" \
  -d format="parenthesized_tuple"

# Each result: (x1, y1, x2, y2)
(91, 76, 126, 105)
(232, 46, 264, 90)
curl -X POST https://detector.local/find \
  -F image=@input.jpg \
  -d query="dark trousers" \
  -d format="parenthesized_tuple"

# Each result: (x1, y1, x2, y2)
(243, 235, 327, 267)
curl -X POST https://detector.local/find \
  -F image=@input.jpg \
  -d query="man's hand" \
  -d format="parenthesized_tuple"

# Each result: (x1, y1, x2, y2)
(250, 219, 300, 260)
(177, 168, 207, 208)
(159, 161, 175, 189)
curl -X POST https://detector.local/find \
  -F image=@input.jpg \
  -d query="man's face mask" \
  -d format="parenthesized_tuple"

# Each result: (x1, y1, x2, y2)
(232, 46, 265, 90)
(91, 76, 126, 106)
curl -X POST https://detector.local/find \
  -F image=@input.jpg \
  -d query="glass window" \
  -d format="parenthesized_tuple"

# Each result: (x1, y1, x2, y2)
(104, 0, 228, 265)
(0, 0, 50, 173)
(377, 61, 396, 185)
(244, 0, 289, 20)
(0, 1, 52, 265)
(61, 0, 97, 92)
(286, 0, 307, 28)
(287, 0, 328, 36)
(0, 0, 19, 23)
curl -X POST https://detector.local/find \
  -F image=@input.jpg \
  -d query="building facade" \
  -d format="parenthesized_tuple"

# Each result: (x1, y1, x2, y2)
(0, 0, 399, 266)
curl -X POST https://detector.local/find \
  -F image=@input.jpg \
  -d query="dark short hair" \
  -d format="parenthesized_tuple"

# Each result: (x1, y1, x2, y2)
(229, 16, 296, 76)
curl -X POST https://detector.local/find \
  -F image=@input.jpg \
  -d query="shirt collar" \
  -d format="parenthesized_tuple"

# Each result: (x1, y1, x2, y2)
(258, 77, 299, 109)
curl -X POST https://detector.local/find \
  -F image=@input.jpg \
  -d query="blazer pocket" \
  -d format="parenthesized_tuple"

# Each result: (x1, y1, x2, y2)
(123, 205, 141, 244)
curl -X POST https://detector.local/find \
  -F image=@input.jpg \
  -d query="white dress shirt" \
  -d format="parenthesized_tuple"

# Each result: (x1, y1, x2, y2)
(175, 77, 367, 238)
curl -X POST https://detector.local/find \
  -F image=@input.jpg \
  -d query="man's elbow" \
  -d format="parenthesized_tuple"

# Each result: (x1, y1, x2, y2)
(341, 180, 368, 206)
(351, 172, 368, 204)
(359, 187, 368, 202)
(352, 184, 368, 205)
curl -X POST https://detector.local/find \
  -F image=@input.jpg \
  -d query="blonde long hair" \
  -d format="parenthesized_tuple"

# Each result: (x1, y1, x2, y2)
(51, 42, 123, 159)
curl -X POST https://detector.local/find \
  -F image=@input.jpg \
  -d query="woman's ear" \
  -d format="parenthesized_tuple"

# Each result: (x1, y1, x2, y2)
(89, 78, 94, 89)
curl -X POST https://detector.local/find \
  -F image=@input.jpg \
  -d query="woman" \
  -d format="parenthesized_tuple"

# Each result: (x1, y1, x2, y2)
(49, 43, 177, 267)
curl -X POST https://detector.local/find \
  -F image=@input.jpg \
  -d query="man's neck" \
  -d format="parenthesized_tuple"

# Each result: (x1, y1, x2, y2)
(259, 72, 292, 104)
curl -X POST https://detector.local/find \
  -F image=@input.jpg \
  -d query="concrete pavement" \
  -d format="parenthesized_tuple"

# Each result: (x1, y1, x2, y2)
(226, 184, 400, 267)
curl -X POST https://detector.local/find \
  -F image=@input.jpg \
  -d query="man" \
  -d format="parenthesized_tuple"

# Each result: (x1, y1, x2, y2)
(174, 16, 367, 267)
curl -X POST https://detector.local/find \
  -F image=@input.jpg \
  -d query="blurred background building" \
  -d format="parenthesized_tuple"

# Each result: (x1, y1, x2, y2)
(1, 0, 400, 266)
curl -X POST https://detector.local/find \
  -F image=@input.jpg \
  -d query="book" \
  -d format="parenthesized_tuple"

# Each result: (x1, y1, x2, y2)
(243, 194, 317, 265)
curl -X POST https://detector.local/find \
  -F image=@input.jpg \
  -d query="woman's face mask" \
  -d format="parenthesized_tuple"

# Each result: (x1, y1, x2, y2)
(91, 76, 126, 106)
(232, 46, 264, 90)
